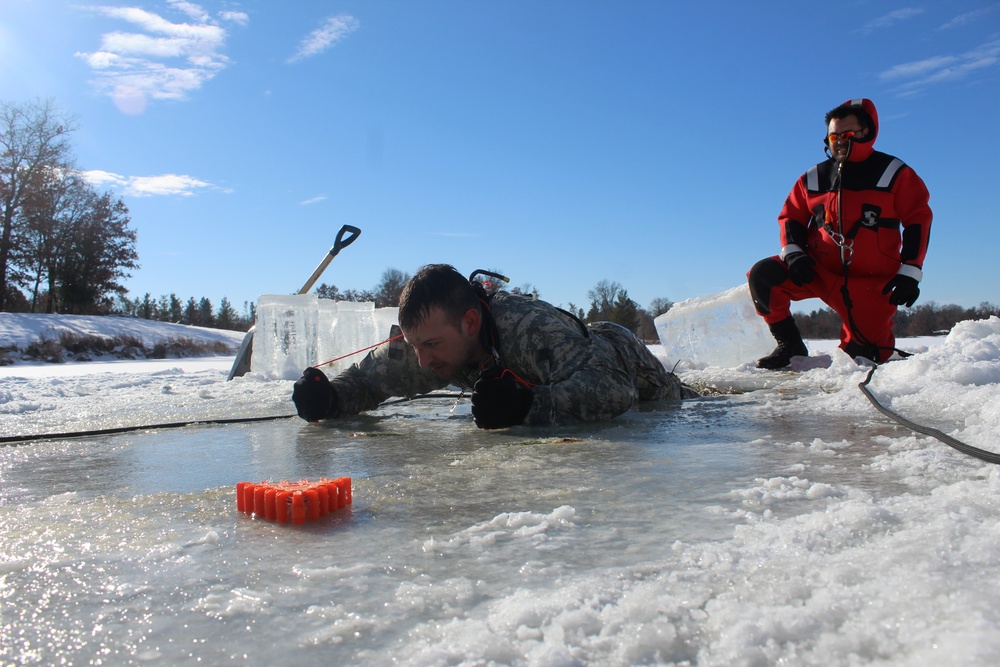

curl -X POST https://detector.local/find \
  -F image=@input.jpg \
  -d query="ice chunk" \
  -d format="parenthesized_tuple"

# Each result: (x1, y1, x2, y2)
(252, 294, 320, 380)
(375, 307, 400, 345)
(252, 295, 399, 380)
(316, 301, 399, 377)
(655, 284, 774, 369)
(318, 300, 372, 377)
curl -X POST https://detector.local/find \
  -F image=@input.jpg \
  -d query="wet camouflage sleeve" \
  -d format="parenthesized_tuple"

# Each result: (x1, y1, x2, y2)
(487, 293, 694, 426)
(328, 327, 448, 417)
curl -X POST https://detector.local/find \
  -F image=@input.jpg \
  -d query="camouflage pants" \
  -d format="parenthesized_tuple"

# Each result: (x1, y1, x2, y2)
(587, 322, 696, 400)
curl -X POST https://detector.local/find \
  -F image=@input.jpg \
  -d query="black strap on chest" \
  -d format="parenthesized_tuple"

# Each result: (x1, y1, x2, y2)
(807, 151, 906, 194)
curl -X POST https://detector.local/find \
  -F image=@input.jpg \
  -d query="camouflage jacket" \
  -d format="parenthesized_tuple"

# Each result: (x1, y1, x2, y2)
(329, 291, 694, 425)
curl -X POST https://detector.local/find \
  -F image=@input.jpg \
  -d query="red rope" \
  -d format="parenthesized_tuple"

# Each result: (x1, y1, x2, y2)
(499, 367, 537, 389)
(313, 333, 404, 369)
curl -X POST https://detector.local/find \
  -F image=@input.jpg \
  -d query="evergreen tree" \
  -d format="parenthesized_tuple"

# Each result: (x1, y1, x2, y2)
(341, 288, 376, 302)
(156, 294, 172, 321)
(315, 283, 341, 300)
(136, 292, 155, 320)
(39, 188, 137, 314)
(216, 297, 238, 330)
(197, 297, 214, 327)
(610, 289, 641, 333)
(585, 280, 642, 334)
(167, 294, 183, 323)
(183, 297, 198, 325)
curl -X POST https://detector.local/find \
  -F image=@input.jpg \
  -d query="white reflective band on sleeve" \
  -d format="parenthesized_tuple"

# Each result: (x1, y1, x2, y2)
(806, 166, 819, 191)
(877, 158, 904, 188)
(898, 264, 923, 282)
(779, 244, 804, 261)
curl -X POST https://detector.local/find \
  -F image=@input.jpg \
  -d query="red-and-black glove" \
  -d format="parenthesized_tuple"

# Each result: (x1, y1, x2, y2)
(292, 367, 338, 422)
(471, 365, 533, 429)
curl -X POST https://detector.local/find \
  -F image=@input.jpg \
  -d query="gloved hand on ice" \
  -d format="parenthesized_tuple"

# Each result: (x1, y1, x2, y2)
(292, 367, 338, 422)
(471, 365, 533, 429)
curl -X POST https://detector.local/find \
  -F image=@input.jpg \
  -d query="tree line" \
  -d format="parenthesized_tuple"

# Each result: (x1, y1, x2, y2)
(795, 301, 1000, 339)
(111, 292, 255, 331)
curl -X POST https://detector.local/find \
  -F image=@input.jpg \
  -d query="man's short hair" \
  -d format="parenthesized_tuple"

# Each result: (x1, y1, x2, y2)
(825, 103, 874, 132)
(398, 264, 479, 330)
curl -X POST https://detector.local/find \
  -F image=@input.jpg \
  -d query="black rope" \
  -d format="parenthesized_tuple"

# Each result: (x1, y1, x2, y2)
(0, 392, 468, 446)
(858, 365, 1000, 465)
(0, 413, 297, 445)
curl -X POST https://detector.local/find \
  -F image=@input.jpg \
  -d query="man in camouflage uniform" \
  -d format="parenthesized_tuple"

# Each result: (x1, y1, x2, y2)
(293, 264, 696, 429)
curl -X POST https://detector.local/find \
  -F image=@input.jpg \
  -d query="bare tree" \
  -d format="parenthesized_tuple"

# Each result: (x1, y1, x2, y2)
(647, 297, 674, 318)
(0, 99, 77, 311)
(373, 267, 410, 307)
(586, 279, 624, 321)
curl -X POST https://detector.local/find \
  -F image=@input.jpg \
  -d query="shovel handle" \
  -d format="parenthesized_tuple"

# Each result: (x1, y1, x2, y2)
(332, 224, 361, 257)
(298, 225, 362, 294)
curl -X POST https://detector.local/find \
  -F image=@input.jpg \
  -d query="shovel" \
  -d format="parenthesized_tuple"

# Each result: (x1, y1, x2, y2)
(227, 224, 361, 380)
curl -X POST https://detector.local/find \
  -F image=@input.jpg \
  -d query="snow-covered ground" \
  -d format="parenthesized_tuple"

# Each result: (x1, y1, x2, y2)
(2, 312, 1000, 665)
(0, 311, 244, 359)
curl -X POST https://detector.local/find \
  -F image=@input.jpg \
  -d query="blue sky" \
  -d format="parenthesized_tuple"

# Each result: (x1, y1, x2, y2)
(2, 0, 999, 316)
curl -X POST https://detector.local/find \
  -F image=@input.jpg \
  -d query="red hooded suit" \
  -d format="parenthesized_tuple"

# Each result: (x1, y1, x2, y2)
(749, 98, 932, 362)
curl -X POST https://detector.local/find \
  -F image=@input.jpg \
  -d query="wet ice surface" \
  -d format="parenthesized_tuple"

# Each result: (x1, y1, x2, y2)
(3, 318, 1000, 665)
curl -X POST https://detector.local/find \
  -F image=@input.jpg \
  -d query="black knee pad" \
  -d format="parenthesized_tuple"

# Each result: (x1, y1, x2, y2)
(748, 258, 788, 316)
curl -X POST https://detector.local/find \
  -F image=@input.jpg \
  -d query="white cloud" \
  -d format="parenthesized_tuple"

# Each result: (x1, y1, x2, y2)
(80, 169, 129, 189)
(80, 170, 215, 197)
(939, 4, 1000, 30)
(126, 174, 212, 196)
(880, 55, 959, 80)
(300, 195, 328, 206)
(880, 39, 1000, 94)
(220, 11, 249, 26)
(856, 7, 924, 34)
(288, 15, 359, 63)
(75, 2, 243, 114)
(168, 0, 210, 23)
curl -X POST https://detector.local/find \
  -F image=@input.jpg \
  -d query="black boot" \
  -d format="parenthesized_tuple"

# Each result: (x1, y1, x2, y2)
(844, 340, 880, 365)
(757, 317, 808, 370)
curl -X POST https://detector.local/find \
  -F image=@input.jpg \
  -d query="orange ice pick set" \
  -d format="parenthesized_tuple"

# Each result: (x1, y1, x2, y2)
(236, 477, 352, 524)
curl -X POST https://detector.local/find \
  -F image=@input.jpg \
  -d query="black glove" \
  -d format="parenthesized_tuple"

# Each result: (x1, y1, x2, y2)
(292, 367, 337, 422)
(785, 251, 816, 286)
(882, 274, 920, 307)
(471, 365, 533, 429)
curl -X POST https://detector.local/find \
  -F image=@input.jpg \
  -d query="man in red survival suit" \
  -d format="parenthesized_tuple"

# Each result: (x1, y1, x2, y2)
(747, 98, 932, 369)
